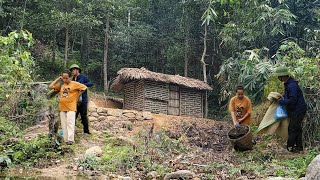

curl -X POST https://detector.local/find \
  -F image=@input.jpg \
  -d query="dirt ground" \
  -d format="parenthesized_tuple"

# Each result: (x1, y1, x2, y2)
(16, 96, 303, 180)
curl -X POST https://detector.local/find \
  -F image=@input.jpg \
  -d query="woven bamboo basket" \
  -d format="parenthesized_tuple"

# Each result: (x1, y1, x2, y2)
(228, 125, 253, 151)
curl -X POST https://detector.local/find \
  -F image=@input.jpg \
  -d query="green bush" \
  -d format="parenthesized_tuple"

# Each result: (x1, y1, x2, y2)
(275, 149, 319, 178)
(7, 135, 61, 166)
(76, 154, 100, 171)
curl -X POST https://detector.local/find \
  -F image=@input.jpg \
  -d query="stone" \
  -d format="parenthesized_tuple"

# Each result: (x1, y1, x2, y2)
(99, 113, 108, 117)
(88, 101, 97, 108)
(85, 146, 103, 157)
(123, 110, 137, 114)
(135, 112, 144, 121)
(143, 111, 153, 120)
(122, 177, 131, 180)
(266, 178, 295, 180)
(88, 116, 98, 122)
(88, 106, 97, 112)
(305, 154, 320, 180)
(97, 107, 108, 114)
(147, 171, 158, 179)
(91, 112, 99, 117)
(164, 170, 196, 180)
(107, 116, 119, 121)
(73, 165, 78, 171)
(98, 116, 107, 122)
(123, 112, 136, 119)
(107, 108, 122, 117)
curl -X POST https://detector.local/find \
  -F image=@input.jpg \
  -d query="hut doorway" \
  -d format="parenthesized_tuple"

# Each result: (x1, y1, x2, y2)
(168, 85, 180, 115)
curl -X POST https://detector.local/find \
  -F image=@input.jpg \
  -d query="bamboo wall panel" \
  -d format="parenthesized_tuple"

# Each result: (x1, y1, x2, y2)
(145, 81, 169, 101)
(124, 82, 135, 110)
(145, 98, 168, 114)
(134, 80, 145, 111)
(180, 88, 203, 118)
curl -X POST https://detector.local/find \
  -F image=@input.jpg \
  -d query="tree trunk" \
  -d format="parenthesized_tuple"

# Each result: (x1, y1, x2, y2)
(200, 24, 207, 83)
(103, 20, 110, 93)
(128, 9, 131, 27)
(71, 30, 75, 52)
(52, 29, 57, 63)
(64, 26, 69, 68)
(80, 33, 84, 64)
(80, 28, 90, 68)
(183, 0, 189, 77)
(200, 25, 208, 118)
(184, 36, 189, 77)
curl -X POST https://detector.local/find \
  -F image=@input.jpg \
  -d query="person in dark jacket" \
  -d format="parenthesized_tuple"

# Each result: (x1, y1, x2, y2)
(70, 64, 93, 135)
(274, 66, 307, 152)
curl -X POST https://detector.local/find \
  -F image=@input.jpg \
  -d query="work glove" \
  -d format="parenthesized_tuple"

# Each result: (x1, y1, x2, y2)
(234, 122, 240, 127)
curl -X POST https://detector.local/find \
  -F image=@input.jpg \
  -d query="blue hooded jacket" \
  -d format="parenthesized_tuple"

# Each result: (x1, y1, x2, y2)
(72, 74, 93, 103)
(279, 77, 307, 116)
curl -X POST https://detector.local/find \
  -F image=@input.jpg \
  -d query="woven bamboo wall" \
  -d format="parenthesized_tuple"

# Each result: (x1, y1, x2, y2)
(123, 81, 135, 109)
(134, 80, 145, 111)
(123, 80, 204, 117)
(144, 81, 169, 114)
(145, 81, 169, 101)
(180, 88, 203, 118)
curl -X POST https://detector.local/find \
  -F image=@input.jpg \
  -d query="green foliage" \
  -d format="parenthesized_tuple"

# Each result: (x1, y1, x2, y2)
(0, 30, 34, 94)
(75, 154, 100, 171)
(0, 117, 21, 143)
(101, 130, 186, 175)
(8, 135, 61, 166)
(274, 149, 319, 178)
(101, 144, 137, 172)
(0, 155, 12, 169)
(216, 48, 273, 103)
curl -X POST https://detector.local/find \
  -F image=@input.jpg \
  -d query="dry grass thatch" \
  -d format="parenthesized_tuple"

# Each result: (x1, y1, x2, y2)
(111, 67, 213, 91)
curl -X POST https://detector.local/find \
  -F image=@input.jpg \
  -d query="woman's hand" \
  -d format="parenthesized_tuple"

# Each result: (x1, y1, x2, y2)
(234, 121, 240, 127)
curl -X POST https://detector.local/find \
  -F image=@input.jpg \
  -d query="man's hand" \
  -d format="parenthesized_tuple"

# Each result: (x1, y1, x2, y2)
(234, 121, 240, 127)
(278, 98, 285, 105)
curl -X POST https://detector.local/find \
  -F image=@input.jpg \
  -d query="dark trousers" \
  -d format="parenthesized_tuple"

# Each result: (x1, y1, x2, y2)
(76, 102, 90, 134)
(287, 111, 306, 150)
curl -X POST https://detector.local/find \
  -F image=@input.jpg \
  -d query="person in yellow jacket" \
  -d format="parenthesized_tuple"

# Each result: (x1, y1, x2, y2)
(229, 85, 253, 127)
(49, 69, 87, 145)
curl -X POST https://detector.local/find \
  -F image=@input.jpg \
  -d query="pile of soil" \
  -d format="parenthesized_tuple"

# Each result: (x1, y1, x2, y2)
(164, 118, 232, 152)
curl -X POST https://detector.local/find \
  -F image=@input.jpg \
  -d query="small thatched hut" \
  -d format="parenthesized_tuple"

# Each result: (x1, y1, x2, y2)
(111, 67, 212, 118)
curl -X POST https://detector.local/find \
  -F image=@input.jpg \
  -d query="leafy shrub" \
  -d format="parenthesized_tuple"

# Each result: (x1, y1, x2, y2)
(0, 117, 21, 143)
(76, 154, 100, 171)
(101, 144, 137, 172)
(7, 135, 61, 166)
(275, 149, 319, 178)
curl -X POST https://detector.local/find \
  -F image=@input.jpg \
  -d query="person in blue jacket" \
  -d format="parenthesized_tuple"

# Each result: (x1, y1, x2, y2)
(70, 64, 93, 135)
(274, 66, 307, 152)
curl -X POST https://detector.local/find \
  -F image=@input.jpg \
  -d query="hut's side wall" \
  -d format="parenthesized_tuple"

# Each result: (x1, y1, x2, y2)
(144, 81, 169, 114)
(123, 80, 145, 110)
(123, 81, 135, 110)
(134, 80, 145, 111)
(180, 88, 203, 118)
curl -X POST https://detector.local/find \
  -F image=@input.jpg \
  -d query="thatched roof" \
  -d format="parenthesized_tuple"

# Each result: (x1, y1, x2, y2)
(111, 67, 213, 91)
